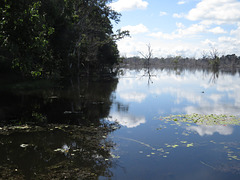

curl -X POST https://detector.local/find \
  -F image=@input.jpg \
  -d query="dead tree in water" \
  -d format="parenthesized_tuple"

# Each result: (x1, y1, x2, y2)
(139, 43, 153, 68)
(209, 47, 220, 70)
(139, 43, 153, 85)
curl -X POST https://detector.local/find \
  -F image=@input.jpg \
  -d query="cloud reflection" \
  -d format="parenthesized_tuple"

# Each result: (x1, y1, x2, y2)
(185, 105, 240, 116)
(116, 70, 240, 118)
(119, 92, 147, 103)
(187, 125, 233, 136)
(109, 113, 146, 128)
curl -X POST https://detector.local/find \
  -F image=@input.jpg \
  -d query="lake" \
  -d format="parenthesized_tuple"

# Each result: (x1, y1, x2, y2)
(0, 68, 240, 179)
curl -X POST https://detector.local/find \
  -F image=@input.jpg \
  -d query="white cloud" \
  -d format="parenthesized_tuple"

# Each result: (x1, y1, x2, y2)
(209, 94, 223, 102)
(230, 24, 240, 37)
(209, 27, 227, 34)
(149, 31, 178, 40)
(149, 23, 207, 40)
(109, 113, 146, 128)
(187, 125, 233, 136)
(152, 86, 207, 105)
(117, 36, 204, 58)
(217, 36, 240, 54)
(173, 13, 185, 18)
(121, 24, 148, 35)
(114, 69, 240, 123)
(117, 37, 139, 57)
(176, 22, 185, 29)
(109, 0, 148, 12)
(218, 36, 238, 43)
(179, 23, 206, 34)
(146, 71, 240, 116)
(112, 0, 240, 58)
(185, 104, 240, 116)
(178, 1, 186, 5)
(201, 39, 216, 47)
(186, 0, 240, 24)
(159, 11, 167, 16)
(120, 92, 147, 103)
(118, 22, 239, 58)
(184, 73, 240, 115)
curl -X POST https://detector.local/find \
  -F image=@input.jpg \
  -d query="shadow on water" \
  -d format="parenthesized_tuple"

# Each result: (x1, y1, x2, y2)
(0, 75, 121, 179)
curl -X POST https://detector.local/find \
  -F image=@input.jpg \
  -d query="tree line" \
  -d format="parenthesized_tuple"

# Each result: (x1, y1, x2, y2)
(120, 54, 240, 72)
(0, 0, 129, 78)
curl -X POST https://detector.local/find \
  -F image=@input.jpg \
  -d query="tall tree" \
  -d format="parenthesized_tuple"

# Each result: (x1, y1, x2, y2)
(0, 0, 55, 76)
(0, 0, 129, 77)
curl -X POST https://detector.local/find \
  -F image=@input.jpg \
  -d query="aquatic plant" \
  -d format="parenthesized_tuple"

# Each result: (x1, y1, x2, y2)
(161, 113, 240, 126)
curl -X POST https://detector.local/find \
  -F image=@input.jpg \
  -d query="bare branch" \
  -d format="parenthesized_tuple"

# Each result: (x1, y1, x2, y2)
(138, 43, 153, 61)
(209, 47, 219, 59)
(201, 50, 209, 59)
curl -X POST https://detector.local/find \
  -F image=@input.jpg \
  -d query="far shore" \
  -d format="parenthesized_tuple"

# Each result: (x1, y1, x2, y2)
(118, 54, 240, 74)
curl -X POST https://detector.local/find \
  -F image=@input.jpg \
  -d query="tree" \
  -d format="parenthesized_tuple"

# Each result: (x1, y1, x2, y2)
(0, 0, 129, 77)
(0, 0, 55, 76)
(138, 43, 153, 68)
(139, 43, 154, 85)
(209, 47, 220, 70)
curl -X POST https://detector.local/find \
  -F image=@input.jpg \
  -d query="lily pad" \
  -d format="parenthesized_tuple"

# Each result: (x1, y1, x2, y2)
(160, 114, 240, 126)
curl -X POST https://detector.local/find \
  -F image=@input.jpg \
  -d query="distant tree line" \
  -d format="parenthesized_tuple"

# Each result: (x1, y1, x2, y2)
(0, 0, 129, 78)
(120, 54, 240, 73)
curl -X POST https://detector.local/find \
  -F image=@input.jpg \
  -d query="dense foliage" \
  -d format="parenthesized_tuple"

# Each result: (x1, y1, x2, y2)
(0, 0, 128, 77)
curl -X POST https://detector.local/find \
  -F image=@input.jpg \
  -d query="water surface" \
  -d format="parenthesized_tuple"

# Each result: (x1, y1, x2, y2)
(106, 68, 240, 180)
(1, 68, 240, 179)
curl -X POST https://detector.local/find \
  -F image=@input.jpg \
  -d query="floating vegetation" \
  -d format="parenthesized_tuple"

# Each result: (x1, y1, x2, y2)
(210, 140, 216, 144)
(118, 136, 195, 160)
(157, 148, 164, 152)
(114, 113, 240, 172)
(161, 113, 240, 126)
(223, 145, 240, 161)
(165, 144, 179, 148)
(54, 144, 70, 155)
(110, 154, 120, 159)
(0, 123, 120, 179)
(172, 145, 179, 148)
(186, 143, 194, 148)
(20, 144, 29, 148)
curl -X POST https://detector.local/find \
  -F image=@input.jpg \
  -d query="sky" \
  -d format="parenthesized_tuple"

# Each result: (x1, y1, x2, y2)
(109, 0, 240, 58)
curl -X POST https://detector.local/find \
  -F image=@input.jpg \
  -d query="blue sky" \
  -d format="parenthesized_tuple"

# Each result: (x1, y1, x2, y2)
(109, 0, 240, 58)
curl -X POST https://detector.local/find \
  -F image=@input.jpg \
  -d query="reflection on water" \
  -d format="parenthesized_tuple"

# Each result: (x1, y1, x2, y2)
(119, 92, 147, 103)
(1, 68, 240, 179)
(186, 125, 233, 136)
(0, 76, 119, 126)
(0, 124, 119, 179)
(109, 112, 146, 128)
(0, 76, 120, 179)
(107, 68, 240, 180)
(111, 68, 240, 120)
